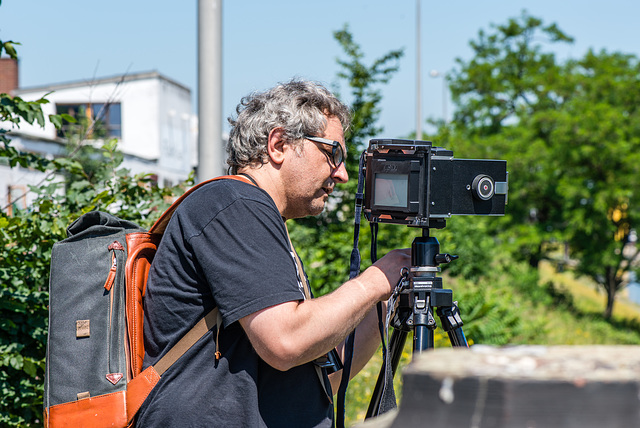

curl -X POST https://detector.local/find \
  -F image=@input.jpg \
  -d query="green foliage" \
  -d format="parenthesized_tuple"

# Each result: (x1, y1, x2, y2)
(333, 24, 404, 151)
(449, 9, 573, 136)
(0, 92, 76, 175)
(0, 65, 88, 428)
(543, 50, 640, 317)
(431, 217, 538, 345)
(445, 10, 640, 318)
(434, 217, 502, 282)
(1, 39, 20, 60)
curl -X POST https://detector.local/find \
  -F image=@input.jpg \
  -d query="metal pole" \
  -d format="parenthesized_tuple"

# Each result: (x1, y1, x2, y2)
(415, 0, 422, 140)
(197, 0, 224, 183)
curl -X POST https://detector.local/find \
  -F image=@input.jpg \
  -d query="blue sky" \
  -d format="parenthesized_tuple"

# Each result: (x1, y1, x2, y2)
(2, 0, 639, 139)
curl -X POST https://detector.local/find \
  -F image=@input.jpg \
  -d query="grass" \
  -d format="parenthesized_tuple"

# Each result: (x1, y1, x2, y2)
(539, 260, 640, 322)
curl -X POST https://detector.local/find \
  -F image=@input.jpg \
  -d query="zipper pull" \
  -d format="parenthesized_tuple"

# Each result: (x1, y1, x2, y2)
(104, 241, 124, 291)
(108, 241, 125, 251)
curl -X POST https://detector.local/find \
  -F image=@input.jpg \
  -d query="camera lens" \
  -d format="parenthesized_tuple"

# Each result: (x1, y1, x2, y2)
(472, 175, 495, 200)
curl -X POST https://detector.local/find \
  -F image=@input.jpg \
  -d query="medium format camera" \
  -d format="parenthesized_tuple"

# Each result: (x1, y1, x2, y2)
(363, 139, 508, 228)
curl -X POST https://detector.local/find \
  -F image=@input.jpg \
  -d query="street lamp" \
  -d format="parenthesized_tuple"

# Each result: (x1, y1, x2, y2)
(429, 69, 447, 123)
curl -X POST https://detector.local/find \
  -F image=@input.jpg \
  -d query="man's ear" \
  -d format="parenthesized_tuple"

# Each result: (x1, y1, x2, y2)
(267, 127, 287, 165)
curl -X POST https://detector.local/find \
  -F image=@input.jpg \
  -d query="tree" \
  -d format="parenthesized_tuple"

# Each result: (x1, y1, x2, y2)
(445, 11, 574, 269)
(445, 11, 640, 318)
(538, 50, 640, 318)
(449, 10, 573, 136)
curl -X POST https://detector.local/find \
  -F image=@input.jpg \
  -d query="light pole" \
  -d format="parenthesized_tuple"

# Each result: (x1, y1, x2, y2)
(429, 69, 447, 123)
(197, 0, 224, 183)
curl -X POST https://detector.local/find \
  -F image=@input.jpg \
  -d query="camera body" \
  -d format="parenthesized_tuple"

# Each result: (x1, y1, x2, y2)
(363, 139, 508, 228)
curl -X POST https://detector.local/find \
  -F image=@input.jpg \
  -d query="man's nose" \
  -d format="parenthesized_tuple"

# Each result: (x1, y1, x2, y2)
(331, 161, 349, 183)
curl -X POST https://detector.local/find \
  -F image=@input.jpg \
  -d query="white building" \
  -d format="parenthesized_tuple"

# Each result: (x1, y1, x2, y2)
(1, 62, 197, 211)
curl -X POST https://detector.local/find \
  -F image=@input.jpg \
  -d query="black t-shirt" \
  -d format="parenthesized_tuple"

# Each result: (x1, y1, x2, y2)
(136, 179, 333, 427)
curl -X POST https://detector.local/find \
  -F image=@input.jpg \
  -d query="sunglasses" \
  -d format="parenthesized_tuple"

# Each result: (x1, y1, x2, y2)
(304, 136, 346, 168)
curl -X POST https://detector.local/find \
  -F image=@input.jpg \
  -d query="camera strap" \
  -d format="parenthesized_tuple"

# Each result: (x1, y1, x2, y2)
(284, 224, 334, 402)
(335, 152, 368, 428)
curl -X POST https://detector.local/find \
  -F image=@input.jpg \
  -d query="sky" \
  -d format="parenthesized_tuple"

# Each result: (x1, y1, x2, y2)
(1, 0, 639, 139)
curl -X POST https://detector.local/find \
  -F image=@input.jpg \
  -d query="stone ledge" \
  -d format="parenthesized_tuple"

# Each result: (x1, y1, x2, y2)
(357, 345, 640, 428)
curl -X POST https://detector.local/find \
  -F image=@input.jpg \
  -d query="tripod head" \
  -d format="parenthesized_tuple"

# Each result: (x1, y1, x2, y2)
(411, 227, 459, 268)
(392, 228, 459, 348)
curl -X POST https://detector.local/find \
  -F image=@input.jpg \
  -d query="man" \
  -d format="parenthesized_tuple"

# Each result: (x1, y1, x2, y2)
(137, 79, 410, 427)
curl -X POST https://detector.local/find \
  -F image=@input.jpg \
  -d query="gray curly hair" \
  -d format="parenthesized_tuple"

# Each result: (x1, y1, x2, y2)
(226, 79, 351, 173)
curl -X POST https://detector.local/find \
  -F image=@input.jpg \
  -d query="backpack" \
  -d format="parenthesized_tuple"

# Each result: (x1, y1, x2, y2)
(43, 175, 251, 427)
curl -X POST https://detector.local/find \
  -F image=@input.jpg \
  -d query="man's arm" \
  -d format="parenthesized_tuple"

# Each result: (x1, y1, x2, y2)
(326, 299, 388, 394)
(238, 249, 409, 372)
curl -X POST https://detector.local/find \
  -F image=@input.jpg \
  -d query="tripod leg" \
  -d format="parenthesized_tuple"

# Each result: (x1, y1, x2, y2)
(412, 293, 437, 353)
(365, 328, 408, 419)
(437, 301, 469, 348)
(412, 313, 435, 352)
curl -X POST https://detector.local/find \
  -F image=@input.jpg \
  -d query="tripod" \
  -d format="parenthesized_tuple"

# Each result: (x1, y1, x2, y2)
(366, 227, 469, 419)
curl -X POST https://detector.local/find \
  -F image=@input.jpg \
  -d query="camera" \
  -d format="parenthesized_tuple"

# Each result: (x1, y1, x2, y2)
(363, 139, 508, 228)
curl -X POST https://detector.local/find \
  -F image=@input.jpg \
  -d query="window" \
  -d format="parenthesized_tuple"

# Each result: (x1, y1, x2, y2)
(56, 102, 122, 139)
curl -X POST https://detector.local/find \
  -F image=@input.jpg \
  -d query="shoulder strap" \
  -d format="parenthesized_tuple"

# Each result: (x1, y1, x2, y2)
(126, 308, 223, 423)
(153, 307, 221, 375)
(284, 226, 312, 300)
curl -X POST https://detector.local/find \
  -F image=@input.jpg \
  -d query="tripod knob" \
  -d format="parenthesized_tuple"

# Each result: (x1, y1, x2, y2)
(435, 253, 458, 265)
